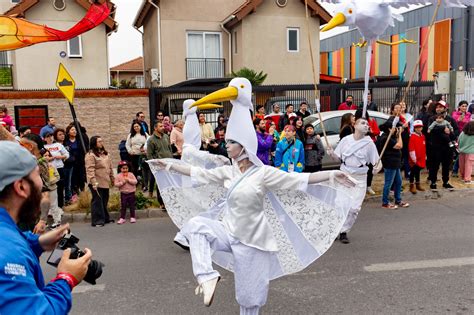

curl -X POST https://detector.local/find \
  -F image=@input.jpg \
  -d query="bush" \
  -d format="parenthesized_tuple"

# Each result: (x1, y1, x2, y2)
(135, 191, 152, 210)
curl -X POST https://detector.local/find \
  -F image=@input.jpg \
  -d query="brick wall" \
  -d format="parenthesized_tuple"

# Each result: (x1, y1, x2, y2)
(1, 89, 150, 164)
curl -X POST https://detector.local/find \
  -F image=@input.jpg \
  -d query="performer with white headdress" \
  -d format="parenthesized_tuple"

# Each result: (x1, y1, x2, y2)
(149, 78, 357, 315)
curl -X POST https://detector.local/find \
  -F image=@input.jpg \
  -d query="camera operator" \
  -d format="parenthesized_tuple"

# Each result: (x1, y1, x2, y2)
(0, 141, 93, 314)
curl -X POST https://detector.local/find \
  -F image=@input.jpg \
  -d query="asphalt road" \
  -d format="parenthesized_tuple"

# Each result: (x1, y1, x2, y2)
(40, 191, 474, 315)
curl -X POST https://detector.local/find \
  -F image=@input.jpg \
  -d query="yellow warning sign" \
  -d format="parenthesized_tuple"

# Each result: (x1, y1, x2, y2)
(56, 63, 76, 104)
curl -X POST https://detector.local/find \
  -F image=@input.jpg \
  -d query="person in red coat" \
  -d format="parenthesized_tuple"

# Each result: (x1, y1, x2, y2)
(408, 120, 427, 193)
(338, 95, 357, 110)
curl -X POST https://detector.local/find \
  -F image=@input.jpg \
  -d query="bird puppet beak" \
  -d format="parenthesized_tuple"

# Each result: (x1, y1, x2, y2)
(190, 86, 238, 108)
(190, 103, 223, 110)
(321, 12, 346, 32)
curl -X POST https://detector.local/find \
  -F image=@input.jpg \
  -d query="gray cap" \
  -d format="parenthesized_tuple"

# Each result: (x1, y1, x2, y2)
(0, 141, 37, 191)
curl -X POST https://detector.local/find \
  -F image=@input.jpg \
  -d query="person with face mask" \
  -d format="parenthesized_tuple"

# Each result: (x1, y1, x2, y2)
(338, 95, 357, 110)
(0, 141, 93, 314)
(328, 117, 380, 244)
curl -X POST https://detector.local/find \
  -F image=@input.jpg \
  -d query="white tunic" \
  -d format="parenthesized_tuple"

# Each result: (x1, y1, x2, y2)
(334, 135, 379, 175)
(190, 165, 309, 252)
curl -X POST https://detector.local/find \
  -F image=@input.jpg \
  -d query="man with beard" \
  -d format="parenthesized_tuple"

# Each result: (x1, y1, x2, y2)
(0, 141, 93, 314)
(254, 118, 273, 165)
(338, 95, 357, 110)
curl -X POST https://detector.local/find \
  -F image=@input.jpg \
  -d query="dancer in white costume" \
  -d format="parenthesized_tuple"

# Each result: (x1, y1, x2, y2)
(330, 118, 380, 244)
(149, 78, 357, 315)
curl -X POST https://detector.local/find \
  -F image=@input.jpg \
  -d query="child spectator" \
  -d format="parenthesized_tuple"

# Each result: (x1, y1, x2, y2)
(114, 161, 138, 224)
(42, 150, 62, 227)
(428, 113, 453, 134)
(274, 125, 305, 173)
(458, 121, 474, 184)
(303, 124, 324, 172)
(408, 120, 426, 194)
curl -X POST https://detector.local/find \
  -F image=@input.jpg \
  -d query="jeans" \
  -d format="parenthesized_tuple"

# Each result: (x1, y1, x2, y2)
(57, 168, 65, 208)
(63, 167, 73, 202)
(120, 192, 136, 219)
(382, 168, 402, 205)
(409, 165, 422, 183)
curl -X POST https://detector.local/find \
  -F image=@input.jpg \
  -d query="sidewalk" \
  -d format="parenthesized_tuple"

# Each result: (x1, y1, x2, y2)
(61, 171, 472, 224)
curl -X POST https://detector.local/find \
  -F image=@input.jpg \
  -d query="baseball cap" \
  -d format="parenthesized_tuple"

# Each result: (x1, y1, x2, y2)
(436, 100, 447, 108)
(413, 120, 423, 128)
(0, 141, 37, 191)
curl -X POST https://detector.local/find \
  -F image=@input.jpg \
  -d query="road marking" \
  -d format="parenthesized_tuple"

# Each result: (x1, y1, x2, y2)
(72, 283, 106, 294)
(364, 257, 474, 272)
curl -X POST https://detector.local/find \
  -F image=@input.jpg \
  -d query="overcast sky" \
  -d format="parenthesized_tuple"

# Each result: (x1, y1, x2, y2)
(108, 1, 424, 67)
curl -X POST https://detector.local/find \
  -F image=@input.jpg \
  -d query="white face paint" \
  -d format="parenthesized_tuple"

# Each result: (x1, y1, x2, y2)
(355, 119, 369, 134)
(226, 140, 244, 159)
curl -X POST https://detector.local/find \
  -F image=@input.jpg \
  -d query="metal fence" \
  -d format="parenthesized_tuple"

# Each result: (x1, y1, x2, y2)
(185, 58, 225, 80)
(0, 64, 13, 88)
(149, 80, 436, 128)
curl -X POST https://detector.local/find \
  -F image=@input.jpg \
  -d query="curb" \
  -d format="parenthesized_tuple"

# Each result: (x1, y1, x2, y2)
(61, 208, 168, 224)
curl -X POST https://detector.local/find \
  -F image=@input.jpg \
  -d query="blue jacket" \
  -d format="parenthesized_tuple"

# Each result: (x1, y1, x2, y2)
(274, 138, 305, 172)
(0, 208, 72, 314)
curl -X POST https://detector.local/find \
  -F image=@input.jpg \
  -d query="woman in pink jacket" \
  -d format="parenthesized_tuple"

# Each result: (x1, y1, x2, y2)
(452, 101, 471, 177)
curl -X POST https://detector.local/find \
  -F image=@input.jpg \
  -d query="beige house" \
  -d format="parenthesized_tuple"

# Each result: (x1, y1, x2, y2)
(0, 0, 117, 90)
(133, 0, 331, 87)
(110, 57, 145, 88)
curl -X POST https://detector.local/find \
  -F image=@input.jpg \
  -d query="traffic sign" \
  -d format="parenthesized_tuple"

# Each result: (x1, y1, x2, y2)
(56, 63, 75, 104)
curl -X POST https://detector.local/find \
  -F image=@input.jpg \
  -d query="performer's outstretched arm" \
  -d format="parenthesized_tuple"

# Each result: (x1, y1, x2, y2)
(308, 170, 356, 187)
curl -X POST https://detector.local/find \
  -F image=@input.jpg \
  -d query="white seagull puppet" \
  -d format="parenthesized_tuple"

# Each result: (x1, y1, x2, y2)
(191, 78, 263, 167)
(181, 99, 230, 168)
(320, 0, 474, 115)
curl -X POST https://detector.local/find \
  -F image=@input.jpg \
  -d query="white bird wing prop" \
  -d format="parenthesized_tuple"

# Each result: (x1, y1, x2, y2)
(319, 0, 473, 7)
(380, 0, 473, 8)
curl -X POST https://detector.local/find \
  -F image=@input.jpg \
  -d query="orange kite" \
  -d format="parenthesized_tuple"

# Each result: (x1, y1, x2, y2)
(0, 1, 110, 51)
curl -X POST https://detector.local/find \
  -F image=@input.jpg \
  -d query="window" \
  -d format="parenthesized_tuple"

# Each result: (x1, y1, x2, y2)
(287, 28, 299, 52)
(233, 31, 238, 54)
(186, 31, 224, 79)
(67, 36, 82, 58)
(186, 32, 222, 59)
(135, 75, 145, 88)
(314, 117, 340, 136)
(11, 0, 21, 3)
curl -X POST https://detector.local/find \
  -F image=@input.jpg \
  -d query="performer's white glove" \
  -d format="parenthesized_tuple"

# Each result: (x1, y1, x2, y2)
(372, 161, 383, 175)
(333, 171, 358, 188)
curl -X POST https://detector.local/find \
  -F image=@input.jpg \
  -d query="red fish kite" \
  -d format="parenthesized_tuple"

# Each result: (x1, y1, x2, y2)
(0, 1, 110, 51)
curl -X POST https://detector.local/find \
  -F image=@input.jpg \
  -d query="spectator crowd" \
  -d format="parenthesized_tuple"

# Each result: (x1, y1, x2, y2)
(0, 95, 473, 232)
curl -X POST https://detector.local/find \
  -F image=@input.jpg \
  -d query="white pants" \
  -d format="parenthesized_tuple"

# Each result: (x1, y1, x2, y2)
(48, 189, 63, 225)
(181, 216, 272, 315)
(341, 173, 367, 233)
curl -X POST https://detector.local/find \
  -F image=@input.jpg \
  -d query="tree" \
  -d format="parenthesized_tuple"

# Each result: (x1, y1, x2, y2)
(231, 67, 267, 86)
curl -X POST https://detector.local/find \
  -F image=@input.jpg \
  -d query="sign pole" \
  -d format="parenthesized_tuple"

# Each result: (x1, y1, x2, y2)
(68, 101, 87, 154)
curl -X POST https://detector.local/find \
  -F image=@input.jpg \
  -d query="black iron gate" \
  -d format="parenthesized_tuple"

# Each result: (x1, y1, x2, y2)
(149, 80, 435, 127)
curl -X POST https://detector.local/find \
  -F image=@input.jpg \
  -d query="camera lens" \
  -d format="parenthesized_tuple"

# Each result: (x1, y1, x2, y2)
(83, 260, 104, 285)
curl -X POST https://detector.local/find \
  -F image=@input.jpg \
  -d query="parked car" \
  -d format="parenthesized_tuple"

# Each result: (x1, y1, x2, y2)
(303, 110, 389, 169)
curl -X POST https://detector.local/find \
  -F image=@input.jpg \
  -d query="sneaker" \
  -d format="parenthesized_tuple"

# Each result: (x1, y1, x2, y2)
(452, 173, 458, 178)
(382, 203, 398, 209)
(117, 218, 126, 225)
(195, 277, 220, 307)
(142, 186, 148, 192)
(130, 217, 136, 223)
(395, 201, 410, 208)
(339, 232, 350, 244)
(366, 187, 376, 195)
(430, 183, 437, 190)
(443, 183, 454, 190)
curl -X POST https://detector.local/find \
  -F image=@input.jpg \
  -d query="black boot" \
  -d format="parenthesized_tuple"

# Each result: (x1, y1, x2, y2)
(339, 232, 350, 244)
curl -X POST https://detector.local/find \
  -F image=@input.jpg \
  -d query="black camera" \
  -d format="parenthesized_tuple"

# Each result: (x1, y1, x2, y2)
(47, 234, 104, 285)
